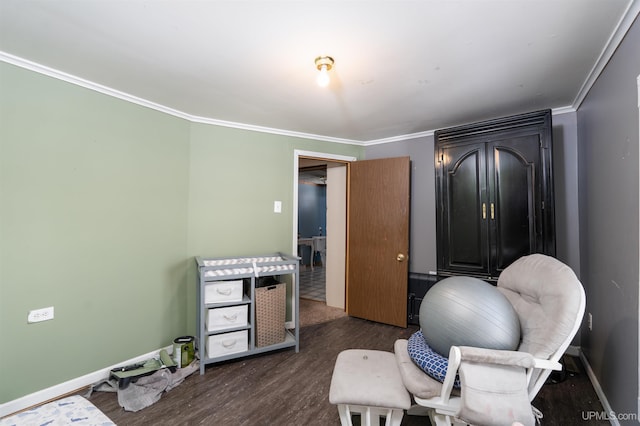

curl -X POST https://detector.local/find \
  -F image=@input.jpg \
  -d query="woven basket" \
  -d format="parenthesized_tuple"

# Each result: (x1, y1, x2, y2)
(255, 283, 286, 347)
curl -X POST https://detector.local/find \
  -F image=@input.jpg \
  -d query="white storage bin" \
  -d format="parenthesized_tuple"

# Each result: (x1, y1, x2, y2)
(206, 330, 248, 358)
(206, 305, 248, 331)
(204, 280, 244, 304)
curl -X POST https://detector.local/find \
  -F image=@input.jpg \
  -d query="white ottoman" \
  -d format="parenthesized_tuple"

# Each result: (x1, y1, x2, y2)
(329, 349, 411, 426)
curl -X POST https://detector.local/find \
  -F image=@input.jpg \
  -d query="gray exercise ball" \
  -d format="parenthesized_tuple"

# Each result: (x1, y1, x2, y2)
(419, 276, 521, 356)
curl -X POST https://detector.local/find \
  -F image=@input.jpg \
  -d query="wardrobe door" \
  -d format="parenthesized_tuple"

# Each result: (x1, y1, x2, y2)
(437, 142, 489, 277)
(487, 133, 542, 276)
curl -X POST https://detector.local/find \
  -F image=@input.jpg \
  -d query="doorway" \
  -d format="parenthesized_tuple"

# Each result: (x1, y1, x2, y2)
(293, 150, 355, 316)
(293, 151, 410, 328)
(298, 163, 327, 301)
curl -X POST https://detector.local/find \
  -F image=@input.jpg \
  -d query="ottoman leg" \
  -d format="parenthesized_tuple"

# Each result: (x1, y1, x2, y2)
(337, 404, 352, 426)
(337, 404, 404, 426)
(387, 408, 405, 425)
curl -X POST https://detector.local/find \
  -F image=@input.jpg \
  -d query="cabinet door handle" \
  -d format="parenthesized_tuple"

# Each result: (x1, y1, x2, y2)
(482, 203, 487, 220)
(491, 203, 495, 220)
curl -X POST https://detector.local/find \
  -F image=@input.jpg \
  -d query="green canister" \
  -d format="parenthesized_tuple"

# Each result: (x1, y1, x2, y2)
(172, 336, 195, 368)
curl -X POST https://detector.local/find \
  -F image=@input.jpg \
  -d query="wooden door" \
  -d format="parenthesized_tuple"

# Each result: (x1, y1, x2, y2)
(346, 157, 410, 327)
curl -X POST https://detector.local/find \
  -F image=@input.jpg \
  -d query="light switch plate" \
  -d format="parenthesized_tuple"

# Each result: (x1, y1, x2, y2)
(274, 201, 282, 213)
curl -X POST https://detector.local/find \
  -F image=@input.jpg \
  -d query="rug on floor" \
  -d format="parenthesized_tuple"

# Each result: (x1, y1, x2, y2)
(299, 298, 347, 327)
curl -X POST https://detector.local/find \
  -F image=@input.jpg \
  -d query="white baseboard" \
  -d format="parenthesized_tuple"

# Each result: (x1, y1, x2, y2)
(0, 345, 172, 418)
(579, 350, 619, 426)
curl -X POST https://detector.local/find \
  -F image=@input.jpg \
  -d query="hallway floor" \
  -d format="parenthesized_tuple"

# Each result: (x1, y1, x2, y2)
(299, 265, 325, 302)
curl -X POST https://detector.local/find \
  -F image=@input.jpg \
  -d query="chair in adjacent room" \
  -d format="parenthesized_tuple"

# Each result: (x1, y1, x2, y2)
(312, 236, 326, 268)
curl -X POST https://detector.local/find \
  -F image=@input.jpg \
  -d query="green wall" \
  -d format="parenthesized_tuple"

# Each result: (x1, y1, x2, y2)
(0, 62, 362, 403)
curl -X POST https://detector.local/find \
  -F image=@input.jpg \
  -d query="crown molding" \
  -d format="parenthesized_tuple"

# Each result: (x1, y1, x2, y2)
(572, 0, 640, 109)
(0, 51, 364, 147)
(362, 105, 577, 146)
(0, 51, 194, 121)
(365, 129, 436, 146)
(551, 105, 576, 116)
(188, 114, 363, 146)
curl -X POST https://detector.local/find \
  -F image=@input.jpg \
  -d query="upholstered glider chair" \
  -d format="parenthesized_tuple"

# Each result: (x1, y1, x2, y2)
(312, 236, 327, 268)
(394, 254, 586, 426)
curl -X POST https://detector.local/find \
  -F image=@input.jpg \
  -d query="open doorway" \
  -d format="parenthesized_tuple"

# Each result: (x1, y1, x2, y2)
(298, 163, 327, 301)
(293, 150, 355, 324)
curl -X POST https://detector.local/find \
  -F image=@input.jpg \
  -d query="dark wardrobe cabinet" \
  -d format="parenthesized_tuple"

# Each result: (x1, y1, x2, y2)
(435, 110, 555, 281)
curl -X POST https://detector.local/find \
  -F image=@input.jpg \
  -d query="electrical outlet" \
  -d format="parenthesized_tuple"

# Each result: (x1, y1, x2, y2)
(28, 306, 54, 323)
(588, 312, 592, 331)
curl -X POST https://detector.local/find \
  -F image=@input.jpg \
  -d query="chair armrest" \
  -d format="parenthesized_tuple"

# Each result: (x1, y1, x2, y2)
(457, 346, 562, 371)
(438, 346, 462, 404)
(532, 358, 563, 371)
(457, 346, 535, 368)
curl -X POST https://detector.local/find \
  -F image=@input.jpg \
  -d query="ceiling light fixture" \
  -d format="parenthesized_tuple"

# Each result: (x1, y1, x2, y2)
(315, 56, 334, 87)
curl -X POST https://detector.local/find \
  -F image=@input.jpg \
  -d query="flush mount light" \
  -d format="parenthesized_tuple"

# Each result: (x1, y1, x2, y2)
(315, 56, 334, 87)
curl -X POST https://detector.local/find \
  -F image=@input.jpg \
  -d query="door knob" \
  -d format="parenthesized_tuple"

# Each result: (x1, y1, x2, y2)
(396, 253, 407, 262)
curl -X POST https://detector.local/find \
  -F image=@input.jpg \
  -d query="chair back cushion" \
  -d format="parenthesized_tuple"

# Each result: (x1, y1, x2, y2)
(497, 254, 584, 359)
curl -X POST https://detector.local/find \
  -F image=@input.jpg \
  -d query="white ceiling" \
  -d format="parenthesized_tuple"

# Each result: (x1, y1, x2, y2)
(0, 1, 637, 143)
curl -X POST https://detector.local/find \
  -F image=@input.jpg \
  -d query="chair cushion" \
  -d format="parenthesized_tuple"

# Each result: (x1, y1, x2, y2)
(497, 254, 584, 359)
(329, 349, 411, 410)
(407, 331, 461, 388)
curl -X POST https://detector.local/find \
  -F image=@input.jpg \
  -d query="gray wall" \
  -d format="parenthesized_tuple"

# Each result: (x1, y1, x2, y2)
(552, 111, 581, 274)
(366, 136, 437, 275)
(577, 14, 639, 422)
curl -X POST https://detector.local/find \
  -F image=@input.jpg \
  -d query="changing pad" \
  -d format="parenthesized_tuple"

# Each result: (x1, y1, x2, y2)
(202, 256, 296, 277)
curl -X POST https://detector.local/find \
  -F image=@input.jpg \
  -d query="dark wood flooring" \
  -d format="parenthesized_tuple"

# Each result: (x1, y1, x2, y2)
(87, 314, 607, 426)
